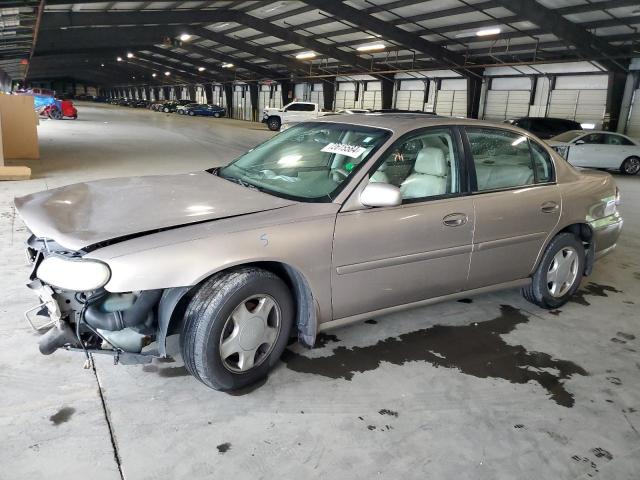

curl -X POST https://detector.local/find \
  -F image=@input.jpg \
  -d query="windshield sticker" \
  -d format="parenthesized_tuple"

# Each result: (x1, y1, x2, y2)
(321, 143, 367, 158)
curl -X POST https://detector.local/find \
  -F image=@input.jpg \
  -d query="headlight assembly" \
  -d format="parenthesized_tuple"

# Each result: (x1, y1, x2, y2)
(37, 256, 111, 291)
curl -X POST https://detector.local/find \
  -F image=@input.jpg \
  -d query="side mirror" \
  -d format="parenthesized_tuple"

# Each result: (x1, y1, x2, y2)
(575, 140, 585, 145)
(360, 182, 402, 208)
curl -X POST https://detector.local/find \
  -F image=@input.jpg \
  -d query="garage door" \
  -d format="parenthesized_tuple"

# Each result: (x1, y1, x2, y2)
(233, 85, 251, 120)
(435, 79, 467, 117)
(258, 84, 281, 111)
(310, 83, 324, 109)
(395, 80, 427, 111)
(362, 81, 382, 110)
(213, 86, 225, 108)
(335, 82, 357, 109)
(547, 75, 607, 125)
(625, 88, 640, 139)
(484, 90, 530, 120)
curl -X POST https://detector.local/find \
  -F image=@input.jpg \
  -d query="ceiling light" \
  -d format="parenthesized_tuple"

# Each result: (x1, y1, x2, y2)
(356, 43, 385, 52)
(295, 51, 316, 60)
(100, 63, 104, 67)
(117, 56, 123, 62)
(476, 27, 501, 36)
(126, 52, 134, 58)
(179, 33, 191, 42)
(164, 71, 170, 76)
(198, 67, 206, 72)
(221, 62, 234, 68)
(152, 73, 157, 78)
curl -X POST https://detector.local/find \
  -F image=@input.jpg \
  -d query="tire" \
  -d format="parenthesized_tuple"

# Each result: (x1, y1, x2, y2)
(163, 107, 170, 113)
(620, 156, 640, 175)
(214, 112, 221, 118)
(267, 116, 281, 131)
(181, 268, 294, 391)
(49, 108, 62, 120)
(188, 111, 195, 116)
(522, 233, 585, 309)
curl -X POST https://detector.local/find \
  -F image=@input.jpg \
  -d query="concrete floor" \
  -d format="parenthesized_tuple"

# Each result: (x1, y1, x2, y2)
(1, 103, 639, 480)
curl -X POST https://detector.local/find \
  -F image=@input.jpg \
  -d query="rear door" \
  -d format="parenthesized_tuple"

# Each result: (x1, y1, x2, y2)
(464, 127, 561, 290)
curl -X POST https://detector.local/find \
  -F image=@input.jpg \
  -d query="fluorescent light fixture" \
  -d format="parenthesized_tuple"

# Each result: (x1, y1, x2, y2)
(179, 33, 191, 41)
(356, 43, 385, 52)
(100, 63, 104, 67)
(126, 52, 134, 58)
(116, 56, 123, 62)
(198, 66, 206, 72)
(164, 71, 171, 76)
(221, 62, 234, 68)
(581, 122, 595, 129)
(476, 27, 501, 36)
(295, 51, 316, 60)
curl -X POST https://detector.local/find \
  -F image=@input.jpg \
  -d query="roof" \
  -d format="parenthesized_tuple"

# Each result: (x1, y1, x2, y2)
(6, 0, 639, 85)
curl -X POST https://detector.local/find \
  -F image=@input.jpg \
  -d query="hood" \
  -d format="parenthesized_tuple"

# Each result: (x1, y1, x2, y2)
(14, 172, 295, 251)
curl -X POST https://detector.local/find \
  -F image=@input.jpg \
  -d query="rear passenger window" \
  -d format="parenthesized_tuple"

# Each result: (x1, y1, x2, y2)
(529, 140, 554, 183)
(466, 128, 534, 191)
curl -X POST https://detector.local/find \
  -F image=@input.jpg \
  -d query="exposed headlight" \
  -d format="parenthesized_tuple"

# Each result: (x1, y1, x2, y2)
(37, 256, 111, 291)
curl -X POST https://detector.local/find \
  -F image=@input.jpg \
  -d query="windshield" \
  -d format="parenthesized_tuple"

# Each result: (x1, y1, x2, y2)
(551, 130, 584, 142)
(218, 122, 391, 201)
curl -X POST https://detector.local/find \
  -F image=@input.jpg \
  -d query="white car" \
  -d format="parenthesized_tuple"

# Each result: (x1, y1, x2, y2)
(547, 130, 640, 175)
(262, 101, 330, 131)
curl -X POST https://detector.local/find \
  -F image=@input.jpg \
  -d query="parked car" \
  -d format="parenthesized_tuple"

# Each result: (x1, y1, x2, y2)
(159, 102, 179, 113)
(176, 103, 198, 115)
(547, 130, 640, 175)
(15, 115, 622, 391)
(183, 104, 226, 117)
(262, 101, 330, 131)
(505, 117, 582, 139)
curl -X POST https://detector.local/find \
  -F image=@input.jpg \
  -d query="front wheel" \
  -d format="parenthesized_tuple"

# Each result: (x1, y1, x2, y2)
(181, 268, 294, 391)
(214, 112, 221, 118)
(620, 156, 640, 175)
(163, 107, 170, 113)
(188, 111, 195, 116)
(266, 116, 281, 131)
(522, 233, 585, 309)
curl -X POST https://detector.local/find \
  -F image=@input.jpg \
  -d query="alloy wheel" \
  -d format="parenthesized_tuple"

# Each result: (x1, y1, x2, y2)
(547, 247, 579, 297)
(219, 294, 281, 373)
(624, 157, 640, 175)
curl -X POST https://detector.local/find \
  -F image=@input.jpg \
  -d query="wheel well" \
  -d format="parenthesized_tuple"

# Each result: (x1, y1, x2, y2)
(556, 223, 595, 275)
(164, 261, 317, 351)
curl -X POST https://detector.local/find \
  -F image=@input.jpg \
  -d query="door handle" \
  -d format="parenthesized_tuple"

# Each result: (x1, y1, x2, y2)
(540, 201, 559, 213)
(443, 213, 468, 227)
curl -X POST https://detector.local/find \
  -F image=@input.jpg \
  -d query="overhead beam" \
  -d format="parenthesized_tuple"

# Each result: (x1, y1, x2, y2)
(493, 0, 626, 72)
(300, 0, 466, 69)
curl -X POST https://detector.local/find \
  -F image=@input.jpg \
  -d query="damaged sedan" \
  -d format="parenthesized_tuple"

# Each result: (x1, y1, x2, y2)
(16, 115, 622, 391)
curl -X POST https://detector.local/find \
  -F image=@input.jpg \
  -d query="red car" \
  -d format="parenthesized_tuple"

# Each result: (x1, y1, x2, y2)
(42, 100, 78, 120)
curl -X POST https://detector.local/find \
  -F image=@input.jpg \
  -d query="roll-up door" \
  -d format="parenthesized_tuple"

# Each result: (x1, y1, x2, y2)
(395, 79, 427, 111)
(362, 81, 381, 109)
(483, 77, 531, 121)
(335, 82, 357, 109)
(547, 75, 607, 125)
(435, 79, 467, 117)
(233, 85, 247, 120)
(625, 88, 640, 139)
(310, 83, 324, 109)
(195, 86, 206, 104)
(213, 86, 225, 108)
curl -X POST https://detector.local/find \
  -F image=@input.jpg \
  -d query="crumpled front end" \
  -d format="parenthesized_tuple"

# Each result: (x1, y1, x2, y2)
(24, 235, 164, 364)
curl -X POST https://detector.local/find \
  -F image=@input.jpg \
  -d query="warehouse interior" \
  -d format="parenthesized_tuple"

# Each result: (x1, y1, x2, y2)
(1, 1, 640, 479)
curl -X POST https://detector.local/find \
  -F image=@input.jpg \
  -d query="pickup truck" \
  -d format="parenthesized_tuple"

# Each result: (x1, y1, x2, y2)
(262, 101, 330, 131)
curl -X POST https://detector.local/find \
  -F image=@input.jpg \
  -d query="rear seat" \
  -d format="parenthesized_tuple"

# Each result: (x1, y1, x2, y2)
(475, 157, 533, 190)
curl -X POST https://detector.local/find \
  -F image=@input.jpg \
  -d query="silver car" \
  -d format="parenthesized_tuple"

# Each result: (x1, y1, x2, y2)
(15, 114, 623, 391)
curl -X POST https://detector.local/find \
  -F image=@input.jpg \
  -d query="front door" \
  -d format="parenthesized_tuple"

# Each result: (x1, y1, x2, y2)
(331, 127, 474, 319)
(464, 127, 561, 289)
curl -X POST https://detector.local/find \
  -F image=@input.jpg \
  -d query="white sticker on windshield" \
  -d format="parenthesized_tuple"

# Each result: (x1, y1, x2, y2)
(321, 143, 367, 158)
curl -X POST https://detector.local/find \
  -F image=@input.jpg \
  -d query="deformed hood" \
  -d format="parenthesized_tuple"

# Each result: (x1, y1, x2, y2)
(14, 172, 295, 251)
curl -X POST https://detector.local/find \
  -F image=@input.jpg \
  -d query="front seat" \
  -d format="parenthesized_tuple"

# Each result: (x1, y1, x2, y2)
(400, 147, 447, 199)
(370, 161, 389, 183)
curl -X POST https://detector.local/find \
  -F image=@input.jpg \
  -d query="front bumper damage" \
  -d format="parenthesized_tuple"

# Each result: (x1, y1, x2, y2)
(23, 236, 166, 365)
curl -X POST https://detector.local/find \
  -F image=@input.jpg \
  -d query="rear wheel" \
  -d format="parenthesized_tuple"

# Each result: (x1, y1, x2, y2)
(181, 268, 294, 391)
(163, 107, 170, 113)
(214, 112, 221, 118)
(522, 233, 585, 309)
(188, 111, 195, 116)
(620, 156, 640, 175)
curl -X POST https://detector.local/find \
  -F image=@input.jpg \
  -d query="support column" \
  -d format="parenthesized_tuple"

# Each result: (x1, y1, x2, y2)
(605, 71, 629, 132)
(379, 76, 395, 110)
(467, 71, 483, 119)
(188, 85, 197, 101)
(163, 86, 171, 100)
(205, 84, 213, 104)
(249, 83, 259, 122)
(322, 81, 335, 111)
(280, 79, 292, 105)
(617, 72, 638, 134)
(224, 84, 233, 118)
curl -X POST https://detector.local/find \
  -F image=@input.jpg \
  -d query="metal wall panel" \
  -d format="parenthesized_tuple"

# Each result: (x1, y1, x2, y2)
(435, 89, 467, 117)
(547, 89, 607, 124)
(484, 90, 530, 120)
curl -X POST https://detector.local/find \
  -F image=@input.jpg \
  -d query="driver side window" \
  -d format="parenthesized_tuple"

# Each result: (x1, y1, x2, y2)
(370, 128, 459, 202)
